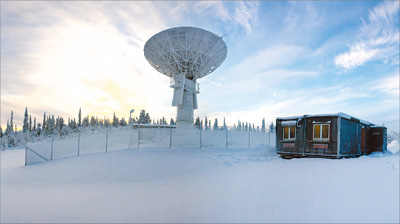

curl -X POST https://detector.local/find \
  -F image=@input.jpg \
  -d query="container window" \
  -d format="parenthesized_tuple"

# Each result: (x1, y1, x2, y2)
(313, 124, 330, 142)
(283, 127, 289, 139)
(314, 125, 320, 138)
(290, 126, 296, 139)
(283, 126, 296, 141)
(322, 125, 329, 139)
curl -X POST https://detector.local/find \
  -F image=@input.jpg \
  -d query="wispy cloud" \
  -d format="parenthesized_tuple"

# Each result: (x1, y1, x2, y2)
(233, 1, 259, 34)
(334, 1, 399, 72)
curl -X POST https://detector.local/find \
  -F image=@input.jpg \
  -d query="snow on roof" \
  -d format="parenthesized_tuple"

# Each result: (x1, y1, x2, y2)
(277, 112, 375, 125)
(281, 120, 297, 127)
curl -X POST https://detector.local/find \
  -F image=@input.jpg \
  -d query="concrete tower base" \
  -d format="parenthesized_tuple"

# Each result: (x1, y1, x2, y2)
(176, 89, 195, 129)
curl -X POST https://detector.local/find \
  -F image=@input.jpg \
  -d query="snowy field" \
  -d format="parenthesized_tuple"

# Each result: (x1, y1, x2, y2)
(1, 144, 399, 223)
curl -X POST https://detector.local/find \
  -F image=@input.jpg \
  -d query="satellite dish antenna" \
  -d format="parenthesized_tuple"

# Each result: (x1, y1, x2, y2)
(144, 27, 227, 129)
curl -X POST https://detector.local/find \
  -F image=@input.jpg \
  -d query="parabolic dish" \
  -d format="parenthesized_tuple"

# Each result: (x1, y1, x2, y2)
(144, 27, 227, 79)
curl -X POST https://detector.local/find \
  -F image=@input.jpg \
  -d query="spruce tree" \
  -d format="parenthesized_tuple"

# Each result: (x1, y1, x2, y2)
(42, 112, 46, 133)
(261, 118, 266, 132)
(33, 118, 37, 131)
(29, 115, 32, 132)
(90, 116, 96, 127)
(78, 108, 82, 127)
(23, 107, 29, 132)
(205, 116, 208, 130)
(113, 112, 119, 127)
(269, 122, 275, 133)
(194, 117, 201, 129)
(213, 118, 218, 130)
(10, 111, 14, 133)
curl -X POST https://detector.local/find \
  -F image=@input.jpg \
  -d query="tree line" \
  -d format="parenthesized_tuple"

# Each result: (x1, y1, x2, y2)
(1, 107, 275, 149)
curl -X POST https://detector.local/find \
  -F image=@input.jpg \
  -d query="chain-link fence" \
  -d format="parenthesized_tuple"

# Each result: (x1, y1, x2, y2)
(26, 126, 276, 165)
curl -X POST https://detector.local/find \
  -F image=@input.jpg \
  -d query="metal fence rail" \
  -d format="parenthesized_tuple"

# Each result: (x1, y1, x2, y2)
(26, 126, 276, 165)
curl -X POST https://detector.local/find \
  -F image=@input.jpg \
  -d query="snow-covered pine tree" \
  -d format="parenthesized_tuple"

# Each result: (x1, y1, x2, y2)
(112, 112, 119, 127)
(269, 122, 275, 133)
(42, 112, 46, 133)
(90, 116, 96, 127)
(170, 118, 175, 125)
(252, 124, 255, 132)
(37, 123, 42, 135)
(213, 118, 218, 130)
(5, 120, 11, 135)
(10, 111, 14, 133)
(82, 115, 89, 127)
(59, 117, 64, 132)
(205, 116, 208, 130)
(209, 120, 211, 129)
(120, 118, 127, 127)
(33, 118, 36, 131)
(104, 118, 109, 127)
(194, 117, 201, 129)
(23, 108, 29, 133)
(245, 122, 248, 131)
(145, 113, 151, 124)
(78, 108, 82, 127)
(238, 120, 241, 131)
(261, 118, 266, 132)
(200, 119, 203, 130)
(138, 110, 145, 124)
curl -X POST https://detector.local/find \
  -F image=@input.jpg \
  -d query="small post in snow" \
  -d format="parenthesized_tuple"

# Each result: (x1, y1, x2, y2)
(106, 128, 108, 153)
(51, 136, 54, 160)
(78, 132, 80, 156)
(138, 123, 140, 149)
(169, 123, 172, 148)
(200, 127, 202, 149)
(225, 127, 228, 149)
(268, 131, 270, 146)
(25, 143, 27, 166)
(248, 129, 250, 149)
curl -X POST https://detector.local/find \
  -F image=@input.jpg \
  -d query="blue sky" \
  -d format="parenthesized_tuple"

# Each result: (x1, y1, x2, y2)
(1, 1, 399, 132)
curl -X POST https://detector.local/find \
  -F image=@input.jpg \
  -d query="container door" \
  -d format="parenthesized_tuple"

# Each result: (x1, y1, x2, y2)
(361, 127, 365, 155)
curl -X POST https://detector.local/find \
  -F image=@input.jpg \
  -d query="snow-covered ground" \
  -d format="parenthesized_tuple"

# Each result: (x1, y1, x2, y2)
(1, 144, 399, 223)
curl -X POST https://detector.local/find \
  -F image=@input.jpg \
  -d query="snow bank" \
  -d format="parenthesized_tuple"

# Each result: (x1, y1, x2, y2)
(388, 140, 399, 154)
(1, 147, 398, 223)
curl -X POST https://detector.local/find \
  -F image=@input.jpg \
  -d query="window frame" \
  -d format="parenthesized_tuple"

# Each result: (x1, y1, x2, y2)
(313, 123, 330, 142)
(283, 126, 296, 141)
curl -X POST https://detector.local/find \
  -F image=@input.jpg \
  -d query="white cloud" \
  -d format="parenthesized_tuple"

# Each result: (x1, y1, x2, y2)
(233, 1, 259, 34)
(334, 42, 379, 70)
(334, 1, 399, 72)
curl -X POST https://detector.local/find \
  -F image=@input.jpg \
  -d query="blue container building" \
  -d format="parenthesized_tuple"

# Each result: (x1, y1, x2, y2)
(276, 113, 387, 159)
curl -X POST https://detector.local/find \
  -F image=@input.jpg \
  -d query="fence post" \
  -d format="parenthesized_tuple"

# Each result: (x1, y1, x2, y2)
(169, 123, 172, 148)
(200, 128, 202, 149)
(248, 129, 250, 149)
(138, 123, 140, 149)
(78, 132, 80, 156)
(106, 128, 108, 153)
(25, 143, 27, 166)
(129, 127, 131, 149)
(51, 136, 54, 160)
(269, 130, 271, 146)
(226, 127, 228, 149)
